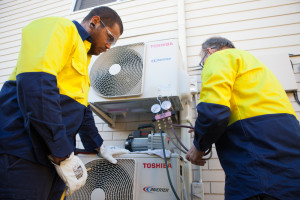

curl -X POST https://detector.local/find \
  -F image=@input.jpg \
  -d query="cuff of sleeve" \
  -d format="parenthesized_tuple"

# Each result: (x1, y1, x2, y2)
(79, 132, 103, 152)
(88, 135, 104, 152)
(193, 133, 211, 152)
(95, 136, 103, 150)
(49, 136, 74, 158)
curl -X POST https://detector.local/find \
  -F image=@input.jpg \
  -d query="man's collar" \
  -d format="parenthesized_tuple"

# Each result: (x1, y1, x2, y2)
(72, 20, 93, 43)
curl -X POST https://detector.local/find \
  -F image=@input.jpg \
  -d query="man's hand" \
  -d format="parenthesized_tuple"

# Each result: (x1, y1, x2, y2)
(49, 152, 87, 196)
(186, 145, 207, 166)
(98, 145, 130, 164)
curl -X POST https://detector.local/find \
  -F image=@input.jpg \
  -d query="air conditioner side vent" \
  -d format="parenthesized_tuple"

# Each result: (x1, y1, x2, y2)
(68, 159, 135, 200)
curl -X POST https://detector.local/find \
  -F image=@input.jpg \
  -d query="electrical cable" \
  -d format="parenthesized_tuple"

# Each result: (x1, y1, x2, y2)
(203, 148, 212, 160)
(168, 120, 212, 160)
(160, 129, 180, 200)
(294, 91, 300, 106)
(169, 123, 194, 129)
(166, 133, 188, 154)
(168, 120, 189, 152)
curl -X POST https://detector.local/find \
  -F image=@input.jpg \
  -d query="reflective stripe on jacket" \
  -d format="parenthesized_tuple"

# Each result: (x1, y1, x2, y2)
(0, 17, 103, 166)
(193, 48, 300, 199)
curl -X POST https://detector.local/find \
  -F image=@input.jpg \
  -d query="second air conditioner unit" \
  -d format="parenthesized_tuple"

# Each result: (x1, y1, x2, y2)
(67, 153, 185, 200)
(88, 39, 189, 126)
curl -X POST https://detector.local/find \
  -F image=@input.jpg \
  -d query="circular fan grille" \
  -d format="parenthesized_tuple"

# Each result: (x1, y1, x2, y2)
(67, 159, 135, 200)
(90, 43, 144, 98)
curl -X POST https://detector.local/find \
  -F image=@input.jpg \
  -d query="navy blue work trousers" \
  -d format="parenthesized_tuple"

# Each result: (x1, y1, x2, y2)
(0, 154, 65, 200)
(245, 194, 279, 200)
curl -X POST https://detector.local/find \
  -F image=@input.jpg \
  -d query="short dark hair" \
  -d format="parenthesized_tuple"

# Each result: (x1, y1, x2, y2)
(202, 36, 235, 51)
(83, 6, 123, 35)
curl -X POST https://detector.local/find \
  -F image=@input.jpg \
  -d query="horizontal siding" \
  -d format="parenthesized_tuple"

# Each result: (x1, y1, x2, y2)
(185, 0, 299, 20)
(0, 0, 31, 8)
(187, 23, 300, 46)
(0, 0, 73, 79)
(0, 46, 19, 57)
(187, 13, 300, 39)
(72, 0, 179, 39)
(70, 0, 172, 19)
(185, 0, 300, 67)
(0, 0, 67, 20)
(185, 0, 255, 8)
(0, 0, 179, 85)
(0, 2, 71, 35)
(0, 67, 13, 77)
(186, 3, 300, 52)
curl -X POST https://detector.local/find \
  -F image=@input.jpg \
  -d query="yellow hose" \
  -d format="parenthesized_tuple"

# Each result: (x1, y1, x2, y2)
(60, 188, 67, 200)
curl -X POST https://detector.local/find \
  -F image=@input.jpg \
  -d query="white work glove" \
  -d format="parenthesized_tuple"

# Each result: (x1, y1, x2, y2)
(49, 152, 87, 196)
(98, 145, 130, 164)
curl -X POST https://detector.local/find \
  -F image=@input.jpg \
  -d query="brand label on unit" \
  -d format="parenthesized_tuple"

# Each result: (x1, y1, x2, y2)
(151, 57, 171, 63)
(143, 186, 170, 193)
(150, 42, 174, 48)
(143, 163, 172, 168)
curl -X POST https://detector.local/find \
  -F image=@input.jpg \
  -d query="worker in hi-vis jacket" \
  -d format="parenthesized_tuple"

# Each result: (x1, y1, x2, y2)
(186, 37, 300, 200)
(0, 6, 129, 199)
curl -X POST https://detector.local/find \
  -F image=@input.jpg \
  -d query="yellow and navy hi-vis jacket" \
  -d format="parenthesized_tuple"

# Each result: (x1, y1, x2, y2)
(0, 17, 103, 166)
(194, 49, 300, 200)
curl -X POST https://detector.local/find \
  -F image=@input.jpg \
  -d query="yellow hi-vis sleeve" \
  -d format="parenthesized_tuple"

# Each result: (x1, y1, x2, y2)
(15, 17, 78, 77)
(199, 51, 236, 109)
(200, 49, 297, 126)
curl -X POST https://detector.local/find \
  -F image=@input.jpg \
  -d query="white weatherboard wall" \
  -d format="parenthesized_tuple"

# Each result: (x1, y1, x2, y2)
(1, 0, 300, 200)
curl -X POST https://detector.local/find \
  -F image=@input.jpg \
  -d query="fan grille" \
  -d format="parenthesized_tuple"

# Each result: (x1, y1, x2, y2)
(90, 43, 144, 98)
(67, 159, 135, 200)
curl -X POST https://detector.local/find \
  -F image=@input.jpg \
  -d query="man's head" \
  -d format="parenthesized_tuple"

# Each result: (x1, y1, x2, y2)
(82, 6, 123, 55)
(199, 37, 235, 68)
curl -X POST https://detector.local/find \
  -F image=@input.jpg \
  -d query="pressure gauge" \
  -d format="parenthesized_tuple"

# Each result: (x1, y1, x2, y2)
(161, 100, 172, 110)
(151, 104, 161, 113)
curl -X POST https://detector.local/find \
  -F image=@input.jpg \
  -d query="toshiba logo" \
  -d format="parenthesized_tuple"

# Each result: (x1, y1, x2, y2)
(143, 163, 172, 168)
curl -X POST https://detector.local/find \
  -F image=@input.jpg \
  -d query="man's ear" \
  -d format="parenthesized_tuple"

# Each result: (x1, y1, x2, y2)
(207, 47, 215, 54)
(90, 16, 101, 27)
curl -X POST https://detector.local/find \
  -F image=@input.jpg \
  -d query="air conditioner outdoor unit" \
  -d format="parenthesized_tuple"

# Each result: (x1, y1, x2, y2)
(67, 153, 185, 200)
(88, 39, 189, 126)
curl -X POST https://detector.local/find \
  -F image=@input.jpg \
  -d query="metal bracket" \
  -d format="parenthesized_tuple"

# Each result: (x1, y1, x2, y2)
(90, 103, 116, 128)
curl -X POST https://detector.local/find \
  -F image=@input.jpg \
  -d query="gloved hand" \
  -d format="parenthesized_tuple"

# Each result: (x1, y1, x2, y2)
(98, 145, 130, 164)
(49, 152, 87, 196)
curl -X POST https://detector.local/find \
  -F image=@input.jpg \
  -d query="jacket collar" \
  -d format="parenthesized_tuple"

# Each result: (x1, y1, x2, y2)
(72, 20, 93, 43)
